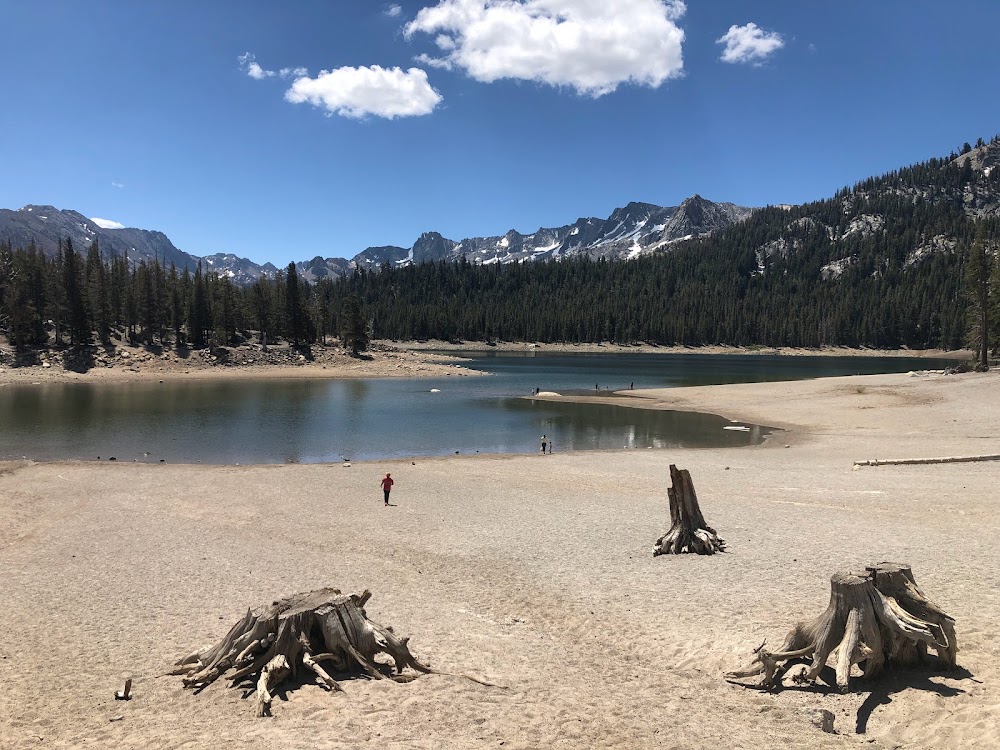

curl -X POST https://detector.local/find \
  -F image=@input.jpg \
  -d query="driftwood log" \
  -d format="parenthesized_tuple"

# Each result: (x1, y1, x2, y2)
(172, 588, 432, 716)
(652, 465, 726, 555)
(727, 563, 957, 692)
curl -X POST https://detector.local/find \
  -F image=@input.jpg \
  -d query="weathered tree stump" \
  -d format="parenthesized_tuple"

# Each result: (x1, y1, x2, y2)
(652, 465, 726, 555)
(866, 562, 958, 669)
(172, 588, 432, 716)
(727, 564, 957, 692)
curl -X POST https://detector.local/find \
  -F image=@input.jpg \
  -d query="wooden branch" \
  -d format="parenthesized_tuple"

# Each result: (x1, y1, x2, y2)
(254, 655, 290, 717)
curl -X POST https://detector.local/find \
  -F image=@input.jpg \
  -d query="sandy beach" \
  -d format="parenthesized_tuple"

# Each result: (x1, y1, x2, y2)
(1, 369, 998, 749)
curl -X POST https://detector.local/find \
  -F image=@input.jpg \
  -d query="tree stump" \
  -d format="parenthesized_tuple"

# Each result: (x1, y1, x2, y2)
(172, 588, 432, 716)
(866, 562, 958, 669)
(652, 465, 726, 555)
(727, 565, 957, 692)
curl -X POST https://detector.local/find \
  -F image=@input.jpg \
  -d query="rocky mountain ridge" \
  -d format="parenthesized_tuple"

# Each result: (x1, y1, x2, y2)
(749, 138, 1000, 280)
(0, 194, 753, 284)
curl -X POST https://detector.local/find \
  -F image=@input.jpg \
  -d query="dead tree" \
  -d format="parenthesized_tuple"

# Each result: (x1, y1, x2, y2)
(172, 588, 432, 716)
(727, 563, 957, 692)
(652, 465, 726, 555)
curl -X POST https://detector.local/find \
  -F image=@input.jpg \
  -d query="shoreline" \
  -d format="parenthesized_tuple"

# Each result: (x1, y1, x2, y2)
(0, 341, 481, 385)
(0, 338, 971, 386)
(392, 338, 973, 359)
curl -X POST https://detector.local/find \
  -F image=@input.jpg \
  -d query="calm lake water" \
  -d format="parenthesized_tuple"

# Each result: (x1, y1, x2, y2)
(0, 352, 952, 464)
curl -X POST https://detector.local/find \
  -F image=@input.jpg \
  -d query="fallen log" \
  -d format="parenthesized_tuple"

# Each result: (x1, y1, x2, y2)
(173, 588, 432, 716)
(727, 564, 956, 692)
(854, 454, 1000, 467)
(652, 465, 725, 555)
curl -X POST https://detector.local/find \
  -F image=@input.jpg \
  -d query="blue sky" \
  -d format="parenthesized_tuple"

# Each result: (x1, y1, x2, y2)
(2, 1, 999, 265)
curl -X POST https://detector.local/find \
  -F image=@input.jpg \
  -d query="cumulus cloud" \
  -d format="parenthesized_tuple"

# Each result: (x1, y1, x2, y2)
(384, 3, 403, 17)
(111, 181, 124, 189)
(404, 0, 686, 97)
(284, 65, 443, 119)
(91, 217, 125, 229)
(238, 51, 276, 79)
(717, 23, 784, 65)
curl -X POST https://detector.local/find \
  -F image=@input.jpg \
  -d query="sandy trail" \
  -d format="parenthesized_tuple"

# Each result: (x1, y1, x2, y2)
(1, 370, 998, 749)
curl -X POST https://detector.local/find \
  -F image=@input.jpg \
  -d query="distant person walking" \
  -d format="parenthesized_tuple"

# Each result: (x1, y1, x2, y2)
(540, 434, 547, 454)
(381, 472, 394, 506)
(548, 439, 553, 454)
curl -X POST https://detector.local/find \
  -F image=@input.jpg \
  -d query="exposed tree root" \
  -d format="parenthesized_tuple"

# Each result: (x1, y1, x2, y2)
(727, 564, 957, 692)
(174, 588, 440, 716)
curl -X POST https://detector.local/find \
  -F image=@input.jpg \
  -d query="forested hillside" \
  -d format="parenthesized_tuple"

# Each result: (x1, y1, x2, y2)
(342, 137, 1000, 350)
(1, 137, 999, 354)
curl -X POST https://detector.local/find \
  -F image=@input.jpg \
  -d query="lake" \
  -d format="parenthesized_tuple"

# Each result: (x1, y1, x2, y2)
(0, 351, 952, 464)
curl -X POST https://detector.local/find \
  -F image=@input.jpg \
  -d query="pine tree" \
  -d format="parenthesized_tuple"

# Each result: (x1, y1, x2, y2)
(188, 262, 208, 347)
(285, 262, 310, 346)
(0, 241, 13, 345)
(965, 224, 992, 369)
(86, 238, 110, 343)
(340, 292, 368, 354)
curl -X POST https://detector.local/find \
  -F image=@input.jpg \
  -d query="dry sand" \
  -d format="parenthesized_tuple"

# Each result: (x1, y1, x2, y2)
(1, 370, 998, 749)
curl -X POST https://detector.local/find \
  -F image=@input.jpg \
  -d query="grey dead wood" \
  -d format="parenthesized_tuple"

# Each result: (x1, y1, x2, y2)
(652, 465, 726, 556)
(727, 563, 957, 693)
(172, 588, 432, 717)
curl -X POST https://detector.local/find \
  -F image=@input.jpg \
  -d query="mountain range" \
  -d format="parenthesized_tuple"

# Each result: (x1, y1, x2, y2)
(5, 136, 997, 287)
(0, 195, 753, 285)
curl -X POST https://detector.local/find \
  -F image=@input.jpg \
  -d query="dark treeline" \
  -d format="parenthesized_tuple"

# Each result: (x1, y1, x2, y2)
(0, 238, 369, 354)
(2, 140, 999, 354)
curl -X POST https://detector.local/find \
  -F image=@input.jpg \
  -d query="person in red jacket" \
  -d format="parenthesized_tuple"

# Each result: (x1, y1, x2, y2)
(381, 472, 394, 506)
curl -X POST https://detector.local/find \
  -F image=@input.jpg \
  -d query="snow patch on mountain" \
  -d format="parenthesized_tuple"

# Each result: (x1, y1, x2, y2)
(91, 217, 125, 230)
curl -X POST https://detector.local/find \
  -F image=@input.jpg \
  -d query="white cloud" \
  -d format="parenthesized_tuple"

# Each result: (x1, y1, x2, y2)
(717, 23, 784, 65)
(279, 66, 309, 78)
(384, 4, 403, 17)
(404, 0, 686, 97)
(111, 181, 124, 189)
(415, 52, 454, 70)
(238, 52, 276, 79)
(91, 217, 125, 229)
(284, 65, 443, 119)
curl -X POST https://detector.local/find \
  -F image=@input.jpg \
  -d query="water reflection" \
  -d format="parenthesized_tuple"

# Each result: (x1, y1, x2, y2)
(0, 377, 769, 463)
(2, 351, 950, 464)
(504, 398, 769, 450)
